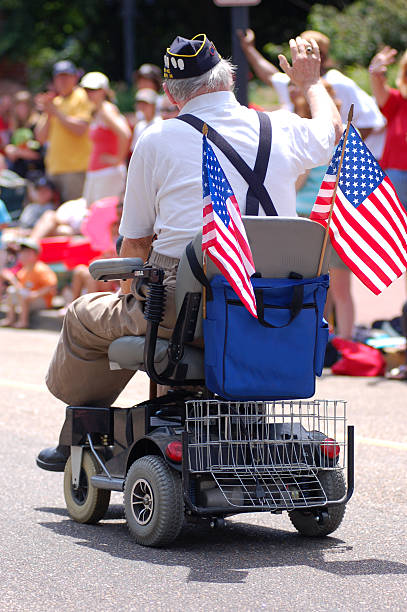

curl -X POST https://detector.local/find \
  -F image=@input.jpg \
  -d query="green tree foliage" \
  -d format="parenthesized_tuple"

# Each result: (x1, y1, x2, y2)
(0, 0, 355, 90)
(308, 0, 407, 66)
(0, 0, 123, 88)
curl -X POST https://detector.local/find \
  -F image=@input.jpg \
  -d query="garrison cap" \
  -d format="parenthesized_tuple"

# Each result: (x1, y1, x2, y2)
(163, 34, 221, 80)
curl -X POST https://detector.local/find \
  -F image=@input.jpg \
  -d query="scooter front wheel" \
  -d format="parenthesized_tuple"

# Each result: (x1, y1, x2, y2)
(63, 451, 111, 524)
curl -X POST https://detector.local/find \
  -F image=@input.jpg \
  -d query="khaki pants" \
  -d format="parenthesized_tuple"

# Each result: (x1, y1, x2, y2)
(46, 251, 179, 407)
(48, 171, 86, 203)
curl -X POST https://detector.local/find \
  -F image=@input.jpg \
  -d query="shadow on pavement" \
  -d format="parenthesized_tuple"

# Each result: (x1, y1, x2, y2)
(29, 310, 63, 332)
(37, 504, 124, 519)
(36, 507, 407, 583)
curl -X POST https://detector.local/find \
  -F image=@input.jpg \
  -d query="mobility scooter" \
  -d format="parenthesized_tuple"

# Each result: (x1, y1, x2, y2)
(43, 217, 354, 547)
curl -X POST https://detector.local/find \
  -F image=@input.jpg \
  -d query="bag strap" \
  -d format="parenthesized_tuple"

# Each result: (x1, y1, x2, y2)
(245, 111, 272, 216)
(186, 241, 213, 301)
(254, 284, 304, 328)
(177, 113, 278, 216)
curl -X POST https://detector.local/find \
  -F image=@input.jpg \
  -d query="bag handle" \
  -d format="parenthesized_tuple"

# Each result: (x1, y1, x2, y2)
(254, 284, 304, 328)
(186, 241, 213, 301)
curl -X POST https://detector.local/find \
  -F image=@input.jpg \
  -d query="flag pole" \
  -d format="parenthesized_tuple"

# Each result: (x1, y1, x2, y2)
(317, 104, 354, 276)
(202, 250, 207, 319)
(202, 122, 209, 319)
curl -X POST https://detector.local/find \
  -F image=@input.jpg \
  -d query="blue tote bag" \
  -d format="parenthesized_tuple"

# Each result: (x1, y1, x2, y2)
(203, 274, 329, 401)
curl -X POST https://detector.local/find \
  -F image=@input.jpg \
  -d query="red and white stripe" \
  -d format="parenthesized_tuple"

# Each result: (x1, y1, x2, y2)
(311, 176, 407, 295)
(202, 193, 257, 317)
(309, 172, 336, 221)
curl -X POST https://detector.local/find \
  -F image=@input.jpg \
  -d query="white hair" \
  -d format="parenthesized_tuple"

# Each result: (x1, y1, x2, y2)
(164, 58, 235, 104)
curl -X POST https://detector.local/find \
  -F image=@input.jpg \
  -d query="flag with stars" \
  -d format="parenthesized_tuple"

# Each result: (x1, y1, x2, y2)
(310, 125, 407, 295)
(202, 134, 257, 317)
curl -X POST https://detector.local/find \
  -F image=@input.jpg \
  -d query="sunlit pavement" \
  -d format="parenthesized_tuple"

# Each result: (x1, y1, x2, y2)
(0, 323, 406, 611)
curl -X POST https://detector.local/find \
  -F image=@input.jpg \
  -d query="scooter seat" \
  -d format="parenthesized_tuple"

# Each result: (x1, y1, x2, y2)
(108, 335, 205, 379)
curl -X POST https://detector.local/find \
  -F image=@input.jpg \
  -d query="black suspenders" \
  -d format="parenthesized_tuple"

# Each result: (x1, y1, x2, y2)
(177, 111, 277, 217)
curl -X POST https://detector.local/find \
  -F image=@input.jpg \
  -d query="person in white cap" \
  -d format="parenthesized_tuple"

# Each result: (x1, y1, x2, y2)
(130, 88, 163, 151)
(80, 71, 131, 205)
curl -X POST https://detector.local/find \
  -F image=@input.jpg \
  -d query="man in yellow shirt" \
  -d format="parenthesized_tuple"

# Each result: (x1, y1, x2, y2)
(35, 60, 93, 202)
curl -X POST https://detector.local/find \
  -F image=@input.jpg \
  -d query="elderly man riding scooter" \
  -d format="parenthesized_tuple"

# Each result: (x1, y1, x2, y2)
(37, 32, 341, 472)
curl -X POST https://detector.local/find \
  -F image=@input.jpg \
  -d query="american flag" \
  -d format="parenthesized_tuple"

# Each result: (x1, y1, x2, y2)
(310, 125, 407, 295)
(202, 134, 257, 317)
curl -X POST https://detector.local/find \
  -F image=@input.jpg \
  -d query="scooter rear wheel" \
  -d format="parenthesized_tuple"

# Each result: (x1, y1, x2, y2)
(288, 470, 346, 537)
(64, 451, 111, 524)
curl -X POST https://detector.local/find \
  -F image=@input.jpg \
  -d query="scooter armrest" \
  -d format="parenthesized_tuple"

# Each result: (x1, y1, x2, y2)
(89, 257, 144, 281)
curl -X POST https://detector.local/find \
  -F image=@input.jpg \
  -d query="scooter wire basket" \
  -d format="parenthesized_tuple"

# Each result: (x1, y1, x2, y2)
(184, 399, 348, 510)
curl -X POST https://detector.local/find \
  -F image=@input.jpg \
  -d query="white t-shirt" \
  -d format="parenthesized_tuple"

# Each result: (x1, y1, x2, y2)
(120, 90, 335, 258)
(271, 69, 386, 159)
(324, 69, 383, 128)
(324, 69, 386, 159)
(130, 115, 163, 151)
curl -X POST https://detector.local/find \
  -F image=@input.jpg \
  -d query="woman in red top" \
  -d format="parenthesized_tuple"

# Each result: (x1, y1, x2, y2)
(370, 48, 407, 382)
(369, 47, 407, 209)
(80, 72, 131, 207)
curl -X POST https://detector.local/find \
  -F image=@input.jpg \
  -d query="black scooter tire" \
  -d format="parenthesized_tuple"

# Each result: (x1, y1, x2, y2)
(288, 470, 346, 537)
(124, 455, 184, 547)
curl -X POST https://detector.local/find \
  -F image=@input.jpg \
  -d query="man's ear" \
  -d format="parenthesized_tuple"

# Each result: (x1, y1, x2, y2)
(163, 83, 179, 108)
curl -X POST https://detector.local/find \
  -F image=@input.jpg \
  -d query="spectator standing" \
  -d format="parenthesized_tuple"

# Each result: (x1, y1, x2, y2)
(292, 81, 355, 339)
(239, 29, 386, 159)
(4, 90, 44, 180)
(134, 63, 162, 93)
(79, 72, 131, 206)
(35, 60, 93, 202)
(0, 238, 57, 328)
(369, 47, 407, 209)
(133, 63, 164, 119)
(130, 89, 162, 151)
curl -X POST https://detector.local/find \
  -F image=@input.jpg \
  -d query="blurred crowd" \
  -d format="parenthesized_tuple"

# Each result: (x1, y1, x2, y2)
(0, 59, 178, 328)
(0, 27, 407, 367)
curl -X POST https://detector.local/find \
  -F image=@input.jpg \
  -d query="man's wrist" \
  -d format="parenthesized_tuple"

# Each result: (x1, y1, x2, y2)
(302, 81, 323, 96)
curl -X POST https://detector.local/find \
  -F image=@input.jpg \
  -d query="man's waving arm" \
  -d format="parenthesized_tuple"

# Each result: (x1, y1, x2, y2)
(279, 37, 343, 144)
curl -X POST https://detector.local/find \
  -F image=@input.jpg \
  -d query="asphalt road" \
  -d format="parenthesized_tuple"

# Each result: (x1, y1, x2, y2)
(1, 325, 406, 612)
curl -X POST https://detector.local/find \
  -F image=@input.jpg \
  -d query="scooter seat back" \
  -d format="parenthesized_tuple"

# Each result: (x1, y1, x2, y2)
(175, 216, 330, 339)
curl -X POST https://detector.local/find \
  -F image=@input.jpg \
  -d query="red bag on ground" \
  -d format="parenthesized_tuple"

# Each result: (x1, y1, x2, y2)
(331, 337, 386, 377)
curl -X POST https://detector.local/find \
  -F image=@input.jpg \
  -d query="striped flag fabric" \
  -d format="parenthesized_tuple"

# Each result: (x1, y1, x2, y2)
(201, 134, 257, 317)
(310, 125, 407, 295)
